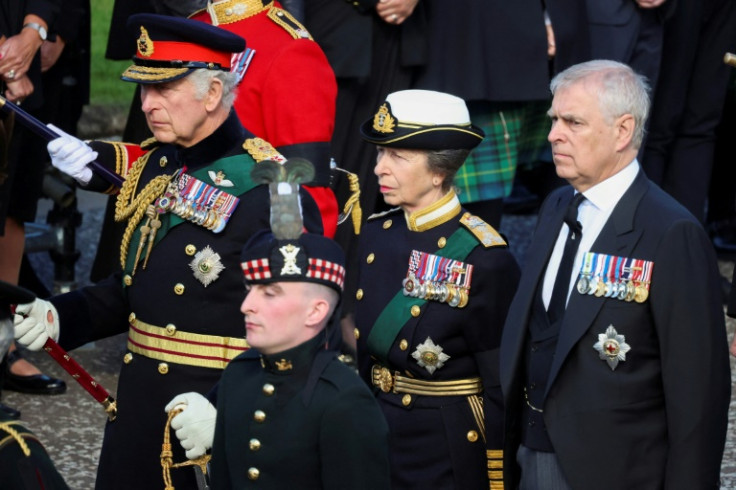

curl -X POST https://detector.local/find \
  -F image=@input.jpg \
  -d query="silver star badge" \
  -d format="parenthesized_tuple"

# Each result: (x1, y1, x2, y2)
(593, 325, 631, 370)
(411, 337, 450, 375)
(189, 246, 225, 287)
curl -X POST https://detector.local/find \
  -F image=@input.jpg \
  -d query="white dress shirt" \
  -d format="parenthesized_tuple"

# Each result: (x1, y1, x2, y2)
(542, 160, 640, 309)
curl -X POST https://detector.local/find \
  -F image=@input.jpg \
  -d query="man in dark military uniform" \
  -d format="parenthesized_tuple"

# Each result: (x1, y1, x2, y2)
(167, 168, 391, 489)
(12, 14, 323, 490)
(0, 281, 68, 490)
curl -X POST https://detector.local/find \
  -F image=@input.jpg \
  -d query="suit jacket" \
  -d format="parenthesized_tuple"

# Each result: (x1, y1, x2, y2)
(500, 170, 731, 489)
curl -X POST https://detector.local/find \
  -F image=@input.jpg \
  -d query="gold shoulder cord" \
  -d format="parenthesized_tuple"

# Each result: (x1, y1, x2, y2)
(114, 152, 176, 269)
(0, 421, 33, 456)
(161, 408, 210, 490)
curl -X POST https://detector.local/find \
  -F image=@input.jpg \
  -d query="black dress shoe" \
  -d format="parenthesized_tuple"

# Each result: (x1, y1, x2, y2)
(2, 349, 66, 395)
(0, 402, 21, 419)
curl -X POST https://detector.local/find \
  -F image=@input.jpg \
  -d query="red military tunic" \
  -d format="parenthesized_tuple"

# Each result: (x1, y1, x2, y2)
(191, 0, 339, 237)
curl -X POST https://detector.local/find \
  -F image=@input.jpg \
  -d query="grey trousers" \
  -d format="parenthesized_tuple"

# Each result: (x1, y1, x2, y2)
(517, 445, 573, 490)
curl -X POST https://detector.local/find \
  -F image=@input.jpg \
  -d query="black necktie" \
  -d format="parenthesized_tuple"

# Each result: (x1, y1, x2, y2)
(547, 192, 586, 323)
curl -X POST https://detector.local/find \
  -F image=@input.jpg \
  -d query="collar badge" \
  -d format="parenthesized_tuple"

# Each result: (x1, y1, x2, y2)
(593, 325, 631, 370)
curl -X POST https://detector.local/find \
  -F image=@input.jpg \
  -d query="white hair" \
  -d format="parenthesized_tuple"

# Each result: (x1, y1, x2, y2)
(187, 68, 239, 109)
(550, 60, 651, 148)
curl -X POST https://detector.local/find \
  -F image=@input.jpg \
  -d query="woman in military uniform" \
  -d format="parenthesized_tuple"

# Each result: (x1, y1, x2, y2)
(353, 90, 521, 489)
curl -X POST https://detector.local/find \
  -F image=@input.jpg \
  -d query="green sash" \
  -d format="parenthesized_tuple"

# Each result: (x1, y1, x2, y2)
(365, 227, 479, 364)
(124, 153, 259, 273)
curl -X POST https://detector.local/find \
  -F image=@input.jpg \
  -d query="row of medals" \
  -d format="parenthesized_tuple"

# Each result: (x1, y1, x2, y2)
(402, 273, 469, 308)
(576, 274, 649, 303)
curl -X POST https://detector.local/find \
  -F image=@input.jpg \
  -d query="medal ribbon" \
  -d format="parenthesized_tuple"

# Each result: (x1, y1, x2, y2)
(367, 227, 479, 365)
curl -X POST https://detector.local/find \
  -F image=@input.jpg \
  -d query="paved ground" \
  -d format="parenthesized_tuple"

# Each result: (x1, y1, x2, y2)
(4, 190, 736, 489)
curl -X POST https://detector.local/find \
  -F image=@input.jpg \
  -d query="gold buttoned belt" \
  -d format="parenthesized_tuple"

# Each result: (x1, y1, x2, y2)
(371, 364, 482, 396)
(127, 315, 249, 370)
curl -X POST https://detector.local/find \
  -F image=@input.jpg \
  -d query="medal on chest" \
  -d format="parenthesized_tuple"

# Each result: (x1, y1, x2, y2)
(402, 250, 473, 308)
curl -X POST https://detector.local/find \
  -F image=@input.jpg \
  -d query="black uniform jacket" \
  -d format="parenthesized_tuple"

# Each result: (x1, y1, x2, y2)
(354, 192, 520, 489)
(500, 170, 731, 489)
(211, 335, 391, 489)
(49, 111, 323, 490)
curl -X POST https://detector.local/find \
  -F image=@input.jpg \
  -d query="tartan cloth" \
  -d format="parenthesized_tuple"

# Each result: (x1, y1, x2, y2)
(455, 100, 551, 203)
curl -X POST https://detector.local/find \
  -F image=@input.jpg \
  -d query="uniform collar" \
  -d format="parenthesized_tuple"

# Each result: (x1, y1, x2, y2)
(176, 110, 247, 171)
(259, 334, 323, 375)
(404, 190, 461, 231)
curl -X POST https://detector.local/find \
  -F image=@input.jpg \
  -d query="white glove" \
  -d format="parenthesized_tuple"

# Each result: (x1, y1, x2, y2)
(165, 392, 217, 459)
(13, 299, 60, 351)
(46, 123, 97, 185)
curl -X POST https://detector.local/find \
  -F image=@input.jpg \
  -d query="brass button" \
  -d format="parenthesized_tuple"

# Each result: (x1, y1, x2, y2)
(410, 305, 421, 317)
(402, 394, 412, 406)
(467, 430, 479, 442)
(438, 237, 447, 248)
(123, 275, 133, 286)
(262, 384, 275, 396)
(248, 467, 260, 480)
(128, 312, 136, 323)
(164, 324, 176, 336)
(254, 410, 266, 423)
(383, 219, 392, 229)
(366, 253, 375, 264)
(185, 244, 197, 256)
(225, 7, 233, 15)
(158, 362, 169, 375)
(123, 353, 133, 364)
(356, 289, 364, 300)
(399, 339, 408, 351)
(353, 328, 360, 340)
(174, 283, 185, 295)
(159, 156, 168, 167)
(249, 439, 261, 451)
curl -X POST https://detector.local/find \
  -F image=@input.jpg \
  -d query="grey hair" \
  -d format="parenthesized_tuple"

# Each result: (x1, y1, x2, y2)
(187, 68, 239, 110)
(550, 60, 651, 148)
(425, 148, 471, 192)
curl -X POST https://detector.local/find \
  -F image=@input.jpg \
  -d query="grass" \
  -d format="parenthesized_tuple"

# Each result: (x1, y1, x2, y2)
(89, 0, 135, 106)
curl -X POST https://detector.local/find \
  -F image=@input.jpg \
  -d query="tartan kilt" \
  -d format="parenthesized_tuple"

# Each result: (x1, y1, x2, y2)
(454, 100, 550, 203)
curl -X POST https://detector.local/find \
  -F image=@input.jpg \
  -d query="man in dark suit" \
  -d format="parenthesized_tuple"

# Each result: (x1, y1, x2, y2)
(499, 59, 731, 489)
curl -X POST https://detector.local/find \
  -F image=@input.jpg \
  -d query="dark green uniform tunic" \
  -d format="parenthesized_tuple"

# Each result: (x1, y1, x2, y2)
(211, 335, 391, 489)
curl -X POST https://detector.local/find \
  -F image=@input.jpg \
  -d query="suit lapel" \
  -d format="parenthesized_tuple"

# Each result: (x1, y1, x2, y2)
(502, 190, 569, 394)
(544, 171, 650, 398)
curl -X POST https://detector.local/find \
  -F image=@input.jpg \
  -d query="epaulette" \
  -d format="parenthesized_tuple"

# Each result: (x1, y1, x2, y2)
(243, 137, 286, 163)
(460, 212, 507, 247)
(140, 137, 159, 150)
(189, 0, 270, 25)
(267, 6, 313, 40)
(367, 207, 401, 222)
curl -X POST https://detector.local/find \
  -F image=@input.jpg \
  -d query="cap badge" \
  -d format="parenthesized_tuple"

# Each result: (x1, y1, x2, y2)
(411, 337, 450, 374)
(208, 170, 234, 187)
(372, 103, 396, 134)
(593, 325, 631, 371)
(279, 244, 301, 275)
(189, 245, 225, 287)
(137, 26, 154, 58)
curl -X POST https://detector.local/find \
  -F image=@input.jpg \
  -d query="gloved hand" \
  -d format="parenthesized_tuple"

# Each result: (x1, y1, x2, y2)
(46, 123, 97, 185)
(13, 299, 60, 351)
(165, 392, 217, 459)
